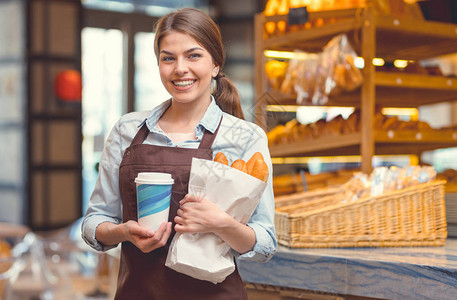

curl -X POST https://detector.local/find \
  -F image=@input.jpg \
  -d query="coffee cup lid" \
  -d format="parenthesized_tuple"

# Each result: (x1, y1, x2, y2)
(134, 172, 174, 185)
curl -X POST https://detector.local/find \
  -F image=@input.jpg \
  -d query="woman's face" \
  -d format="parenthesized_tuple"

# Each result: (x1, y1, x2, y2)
(158, 31, 219, 106)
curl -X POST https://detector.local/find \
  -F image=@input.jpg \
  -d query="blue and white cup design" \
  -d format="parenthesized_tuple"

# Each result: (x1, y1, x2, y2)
(135, 172, 174, 231)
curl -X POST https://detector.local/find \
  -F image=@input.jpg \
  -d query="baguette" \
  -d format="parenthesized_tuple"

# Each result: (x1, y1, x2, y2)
(214, 152, 228, 165)
(231, 159, 248, 173)
(246, 152, 264, 174)
(213, 152, 269, 182)
(250, 159, 269, 182)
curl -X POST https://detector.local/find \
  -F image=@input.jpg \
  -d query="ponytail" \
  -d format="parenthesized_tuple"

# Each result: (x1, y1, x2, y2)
(213, 72, 245, 120)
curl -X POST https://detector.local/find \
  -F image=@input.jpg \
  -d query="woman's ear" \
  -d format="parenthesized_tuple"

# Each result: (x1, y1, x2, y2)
(212, 65, 220, 78)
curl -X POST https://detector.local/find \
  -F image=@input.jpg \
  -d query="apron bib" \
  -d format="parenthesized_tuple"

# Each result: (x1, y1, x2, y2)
(115, 118, 248, 300)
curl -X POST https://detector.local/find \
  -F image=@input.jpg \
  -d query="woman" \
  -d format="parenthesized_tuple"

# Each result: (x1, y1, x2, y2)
(82, 7, 276, 300)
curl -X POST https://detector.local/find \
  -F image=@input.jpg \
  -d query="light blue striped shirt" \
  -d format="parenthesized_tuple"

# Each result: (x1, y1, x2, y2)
(81, 97, 277, 262)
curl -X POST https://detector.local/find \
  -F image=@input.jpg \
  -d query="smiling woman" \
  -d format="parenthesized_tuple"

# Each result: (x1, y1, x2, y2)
(82, 7, 276, 300)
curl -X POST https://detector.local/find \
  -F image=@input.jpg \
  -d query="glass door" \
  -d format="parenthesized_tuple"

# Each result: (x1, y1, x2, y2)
(81, 28, 124, 212)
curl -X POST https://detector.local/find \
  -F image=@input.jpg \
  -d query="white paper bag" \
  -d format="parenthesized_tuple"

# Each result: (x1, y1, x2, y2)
(165, 157, 267, 284)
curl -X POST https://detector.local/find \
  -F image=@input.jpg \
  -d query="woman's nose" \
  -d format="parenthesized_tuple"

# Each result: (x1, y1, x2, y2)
(174, 58, 188, 75)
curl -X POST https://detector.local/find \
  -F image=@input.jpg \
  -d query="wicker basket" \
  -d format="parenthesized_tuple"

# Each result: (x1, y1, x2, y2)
(275, 180, 448, 248)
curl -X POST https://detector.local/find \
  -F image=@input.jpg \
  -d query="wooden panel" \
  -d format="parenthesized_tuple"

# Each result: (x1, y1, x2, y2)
(376, 15, 457, 60)
(31, 121, 45, 165)
(48, 121, 78, 164)
(27, 0, 82, 230)
(260, 11, 457, 60)
(262, 8, 359, 24)
(30, 61, 45, 113)
(376, 72, 457, 91)
(373, 86, 457, 107)
(49, 1, 78, 56)
(269, 133, 361, 157)
(49, 171, 79, 226)
(31, 172, 45, 227)
(255, 13, 267, 128)
(30, 0, 45, 54)
(360, 7, 375, 174)
(269, 130, 457, 158)
(263, 19, 360, 51)
(375, 130, 457, 143)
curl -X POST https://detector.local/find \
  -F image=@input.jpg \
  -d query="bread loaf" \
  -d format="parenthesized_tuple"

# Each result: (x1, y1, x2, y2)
(246, 152, 264, 174)
(214, 152, 269, 182)
(382, 116, 401, 130)
(250, 159, 269, 182)
(214, 152, 228, 165)
(231, 159, 248, 173)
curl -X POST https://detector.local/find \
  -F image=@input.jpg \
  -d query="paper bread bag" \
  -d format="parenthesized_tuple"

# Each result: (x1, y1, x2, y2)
(165, 157, 267, 283)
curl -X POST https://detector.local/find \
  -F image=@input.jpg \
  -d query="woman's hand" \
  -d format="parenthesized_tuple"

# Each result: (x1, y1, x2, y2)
(123, 220, 172, 253)
(174, 194, 229, 234)
(174, 194, 257, 254)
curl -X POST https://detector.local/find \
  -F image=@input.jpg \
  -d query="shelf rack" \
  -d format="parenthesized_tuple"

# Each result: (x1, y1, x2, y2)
(254, 7, 457, 173)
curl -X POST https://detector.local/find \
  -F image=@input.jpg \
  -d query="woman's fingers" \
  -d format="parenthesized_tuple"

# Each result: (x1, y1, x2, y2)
(179, 194, 202, 207)
(159, 222, 172, 245)
(174, 215, 184, 225)
(177, 208, 184, 217)
(130, 221, 172, 253)
(126, 220, 153, 237)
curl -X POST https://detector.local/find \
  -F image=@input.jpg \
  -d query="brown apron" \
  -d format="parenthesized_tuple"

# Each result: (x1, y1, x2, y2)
(115, 119, 248, 300)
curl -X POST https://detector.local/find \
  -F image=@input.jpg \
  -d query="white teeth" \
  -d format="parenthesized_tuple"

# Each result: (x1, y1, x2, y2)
(173, 80, 194, 87)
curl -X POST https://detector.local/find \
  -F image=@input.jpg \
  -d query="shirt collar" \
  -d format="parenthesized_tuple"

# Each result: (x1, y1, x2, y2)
(144, 96, 222, 134)
(199, 96, 222, 134)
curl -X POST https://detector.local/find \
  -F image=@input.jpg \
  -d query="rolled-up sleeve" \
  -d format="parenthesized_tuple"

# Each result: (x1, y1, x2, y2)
(81, 119, 124, 252)
(235, 125, 277, 262)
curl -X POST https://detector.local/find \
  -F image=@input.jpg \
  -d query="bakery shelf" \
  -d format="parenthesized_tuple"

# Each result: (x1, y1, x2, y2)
(269, 133, 361, 157)
(261, 10, 457, 60)
(255, 6, 457, 173)
(269, 130, 457, 158)
(265, 72, 457, 108)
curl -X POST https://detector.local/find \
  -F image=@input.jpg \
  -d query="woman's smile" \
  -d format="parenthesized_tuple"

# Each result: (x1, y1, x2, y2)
(172, 79, 197, 90)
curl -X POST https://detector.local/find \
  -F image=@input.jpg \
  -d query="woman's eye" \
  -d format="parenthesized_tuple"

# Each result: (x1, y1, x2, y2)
(161, 56, 174, 62)
(189, 53, 201, 59)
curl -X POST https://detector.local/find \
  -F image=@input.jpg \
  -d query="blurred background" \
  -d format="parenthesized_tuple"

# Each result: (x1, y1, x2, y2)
(1, 0, 457, 299)
(0, 0, 268, 229)
(1, 0, 455, 232)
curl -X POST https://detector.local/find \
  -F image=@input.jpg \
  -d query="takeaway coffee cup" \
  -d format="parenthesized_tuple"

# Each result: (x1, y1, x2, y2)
(135, 172, 174, 231)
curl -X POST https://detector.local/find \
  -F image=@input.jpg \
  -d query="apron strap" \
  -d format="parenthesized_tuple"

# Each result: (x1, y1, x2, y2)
(130, 122, 150, 146)
(198, 116, 223, 150)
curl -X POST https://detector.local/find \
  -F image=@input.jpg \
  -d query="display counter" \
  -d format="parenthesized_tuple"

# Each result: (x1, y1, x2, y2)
(239, 238, 457, 300)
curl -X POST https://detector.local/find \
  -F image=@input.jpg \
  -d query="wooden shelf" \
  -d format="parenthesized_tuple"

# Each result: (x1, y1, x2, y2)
(261, 10, 457, 60)
(374, 130, 457, 155)
(269, 133, 361, 157)
(265, 72, 457, 108)
(255, 7, 457, 173)
(269, 130, 457, 157)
